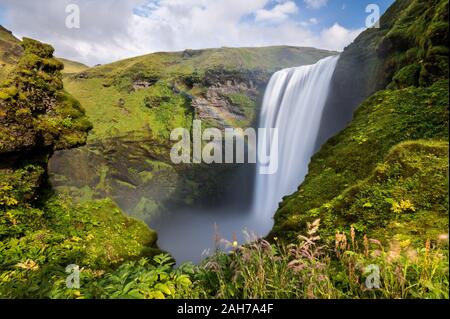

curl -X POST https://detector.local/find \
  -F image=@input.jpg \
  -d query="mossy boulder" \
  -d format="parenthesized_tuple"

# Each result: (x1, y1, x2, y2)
(0, 38, 91, 155)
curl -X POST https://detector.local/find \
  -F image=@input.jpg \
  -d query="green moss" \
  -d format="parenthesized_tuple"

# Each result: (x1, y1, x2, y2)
(299, 140, 448, 244)
(0, 197, 160, 298)
(391, 64, 421, 88)
(21, 38, 54, 59)
(0, 86, 18, 100)
(272, 80, 449, 241)
(0, 36, 92, 154)
(341, 0, 448, 96)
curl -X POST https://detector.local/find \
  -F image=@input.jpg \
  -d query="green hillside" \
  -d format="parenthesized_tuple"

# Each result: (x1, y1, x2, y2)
(86, 46, 335, 76)
(57, 57, 89, 74)
(64, 46, 335, 140)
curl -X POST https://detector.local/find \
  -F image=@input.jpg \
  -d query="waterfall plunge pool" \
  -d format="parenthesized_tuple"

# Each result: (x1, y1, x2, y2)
(147, 207, 272, 265)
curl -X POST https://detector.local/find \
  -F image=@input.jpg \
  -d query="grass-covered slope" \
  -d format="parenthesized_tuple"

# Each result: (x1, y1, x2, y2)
(86, 46, 335, 78)
(65, 46, 335, 139)
(272, 0, 449, 247)
(273, 80, 448, 241)
(64, 76, 193, 142)
(57, 58, 89, 74)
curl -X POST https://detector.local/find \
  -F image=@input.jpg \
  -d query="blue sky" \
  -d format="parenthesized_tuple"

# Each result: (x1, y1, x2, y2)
(294, 0, 394, 29)
(236, 0, 395, 30)
(0, 0, 395, 65)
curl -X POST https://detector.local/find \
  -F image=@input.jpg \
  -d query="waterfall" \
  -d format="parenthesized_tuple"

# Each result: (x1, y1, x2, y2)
(253, 55, 339, 222)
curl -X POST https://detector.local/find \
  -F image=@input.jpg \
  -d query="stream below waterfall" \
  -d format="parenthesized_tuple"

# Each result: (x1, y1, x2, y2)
(148, 55, 340, 264)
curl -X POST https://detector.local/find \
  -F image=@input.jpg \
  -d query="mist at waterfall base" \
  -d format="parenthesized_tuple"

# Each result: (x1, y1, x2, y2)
(148, 55, 340, 264)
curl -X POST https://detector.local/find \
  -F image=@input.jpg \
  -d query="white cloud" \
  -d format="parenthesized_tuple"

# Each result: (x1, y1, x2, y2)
(1, 0, 363, 65)
(300, 17, 319, 27)
(304, 0, 328, 9)
(318, 23, 364, 50)
(255, 1, 299, 23)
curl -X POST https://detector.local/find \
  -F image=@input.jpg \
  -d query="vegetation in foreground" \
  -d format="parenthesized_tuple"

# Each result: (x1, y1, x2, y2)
(196, 220, 448, 299)
(3, 218, 446, 299)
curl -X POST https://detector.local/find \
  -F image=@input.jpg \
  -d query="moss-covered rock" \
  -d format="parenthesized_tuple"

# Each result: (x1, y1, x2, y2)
(0, 34, 161, 298)
(0, 38, 91, 155)
(272, 79, 448, 241)
(318, 0, 448, 145)
(275, 140, 448, 244)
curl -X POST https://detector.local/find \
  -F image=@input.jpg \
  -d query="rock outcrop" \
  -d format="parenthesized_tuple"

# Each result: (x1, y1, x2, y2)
(192, 76, 259, 127)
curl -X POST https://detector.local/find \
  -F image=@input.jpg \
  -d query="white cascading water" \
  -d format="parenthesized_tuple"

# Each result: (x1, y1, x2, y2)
(253, 55, 340, 223)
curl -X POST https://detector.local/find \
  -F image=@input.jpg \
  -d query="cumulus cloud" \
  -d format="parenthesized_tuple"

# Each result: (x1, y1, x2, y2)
(318, 23, 363, 50)
(1, 0, 362, 65)
(255, 1, 299, 23)
(304, 0, 328, 9)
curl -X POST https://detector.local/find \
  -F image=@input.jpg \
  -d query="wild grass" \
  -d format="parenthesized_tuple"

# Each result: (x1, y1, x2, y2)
(193, 220, 449, 299)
